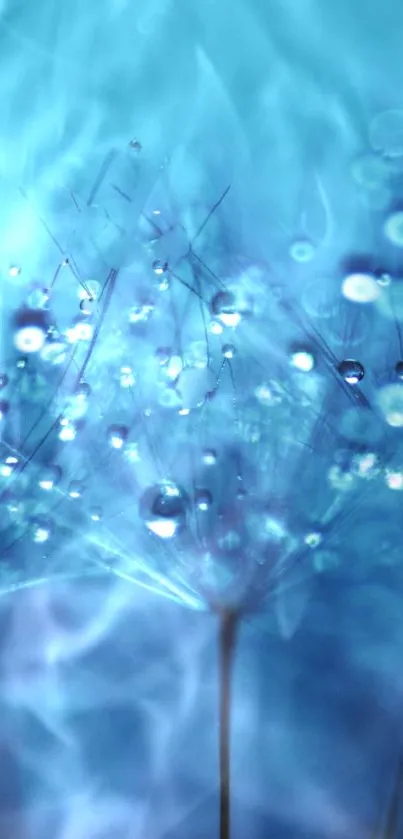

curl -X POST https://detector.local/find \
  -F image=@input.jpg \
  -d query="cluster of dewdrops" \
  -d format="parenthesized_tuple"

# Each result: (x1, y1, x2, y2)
(1, 118, 403, 585)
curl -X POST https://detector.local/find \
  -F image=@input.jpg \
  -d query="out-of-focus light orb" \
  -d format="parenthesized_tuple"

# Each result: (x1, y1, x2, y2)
(341, 272, 381, 303)
(107, 424, 129, 449)
(0, 455, 19, 478)
(222, 344, 236, 359)
(195, 489, 213, 511)
(14, 310, 47, 353)
(352, 451, 380, 479)
(66, 320, 94, 343)
(140, 481, 188, 539)
(385, 469, 403, 490)
(119, 366, 136, 388)
(289, 239, 315, 263)
(395, 360, 403, 380)
(377, 383, 403, 427)
(384, 211, 403, 246)
(290, 348, 315, 372)
(90, 506, 103, 522)
(337, 359, 365, 384)
(128, 303, 154, 324)
(32, 519, 51, 543)
(9, 265, 21, 278)
(209, 319, 224, 335)
(203, 448, 217, 466)
(68, 480, 84, 499)
(58, 419, 77, 442)
(125, 442, 140, 463)
(39, 465, 61, 491)
(41, 338, 68, 365)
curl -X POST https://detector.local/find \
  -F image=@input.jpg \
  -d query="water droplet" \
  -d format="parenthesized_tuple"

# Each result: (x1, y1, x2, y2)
(119, 366, 136, 388)
(58, 419, 77, 442)
(0, 455, 19, 478)
(107, 425, 129, 449)
(377, 383, 403, 427)
(211, 289, 252, 329)
(385, 211, 403, 247)
(342, 272, 380, 304)
(289, 239, 315, 263)
(222, 344, 236, 359)
(351, 450, 380, 479)
(152, 259, 168, 276)
(140, 481, 188, 539)
(39, 465, 62, 491)
(202, 448, 217, 466)
(9, 265, 21, 278)
(195, 489, 213, 511)
(68, 480, 84, 499)
(90, 506, 103, 522)
(41, 339, 68, 365)
(289, 347, 315, 372)
(80, 297, 96, 316)
(27, 287, 50, 309)
(337, 359, 365, 384)
(75, 382, 91, 400)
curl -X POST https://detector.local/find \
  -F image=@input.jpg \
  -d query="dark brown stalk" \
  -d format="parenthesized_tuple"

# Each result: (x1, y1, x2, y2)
(219, 609, 238, 839)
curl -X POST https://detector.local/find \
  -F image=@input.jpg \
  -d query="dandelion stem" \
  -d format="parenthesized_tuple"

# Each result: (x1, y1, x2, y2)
(219, 609, 238, 839)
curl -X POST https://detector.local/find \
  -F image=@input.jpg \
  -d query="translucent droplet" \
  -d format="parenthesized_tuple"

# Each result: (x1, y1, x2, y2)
(9, 265, 21, 278)
(75, 381, 91, 400)
(107, 425, 129, 449)
(202, 448, 217, 466)
(90, 506, 103, 521)
(369, 109, 403, 158)
(39, 465, 62, 491)
(328, 464, 355, 491)
(289, 348, 315, 372)
(195, 489, 213, 511)
(68, 480, 84, 499)
(289, 239, 315, 263)
(351, 451, 380, 479)
(58, 419, 77, 442)
(80, 297, 96, 316)
(396, 360, 403, 380)
(222, 344, 236, 359)
(152, 260, 168, 276)
(66, 319, 94, 343)
(78, 280, 101, 302)
(377, 383, 403, 427)
(0, 455, 19, 478)
(337, 359, 365, 384)
(210, 290, 251, 329)
(341, 272, 381, 304)
(140, 481, 188, 539)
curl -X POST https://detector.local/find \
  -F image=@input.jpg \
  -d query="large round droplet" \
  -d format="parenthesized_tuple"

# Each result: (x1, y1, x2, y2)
(337, 359, 365, 384)
(14, 309, 48, 353)
(210, 289, 252, 328)
(140, 481, 188, 539)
